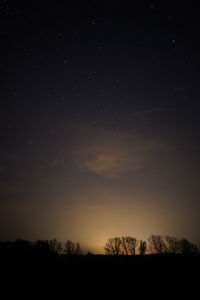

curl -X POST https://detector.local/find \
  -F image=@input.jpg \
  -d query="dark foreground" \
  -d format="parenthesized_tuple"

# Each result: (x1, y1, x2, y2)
(1, 254, 199, 298)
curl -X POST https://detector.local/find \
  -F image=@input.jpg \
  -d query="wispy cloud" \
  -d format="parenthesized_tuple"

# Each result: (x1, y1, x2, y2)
(77, 151, 142, 178)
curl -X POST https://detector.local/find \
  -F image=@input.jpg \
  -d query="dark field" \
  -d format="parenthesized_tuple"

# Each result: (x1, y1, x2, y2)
(1, 254, 199, 298)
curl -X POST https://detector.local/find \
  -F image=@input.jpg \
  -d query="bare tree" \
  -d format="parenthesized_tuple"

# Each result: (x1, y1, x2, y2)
(49, 239, 62, 254)
(35, 240, 52, 255)
(64, 240, 80, 255)
(75, 242, 82, 255)
(148, 235, 166, 254)
(104, 237, 122, 255)
(164, 236, 180, 254)
(178, 238, 198, 254)
(121, 237, 128, 255)
(138, 240, 147, 255)
(125, 237, 138, 255)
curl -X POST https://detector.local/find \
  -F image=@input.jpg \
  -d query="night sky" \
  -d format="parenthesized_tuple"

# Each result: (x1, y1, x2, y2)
(1, 1, 200, 252)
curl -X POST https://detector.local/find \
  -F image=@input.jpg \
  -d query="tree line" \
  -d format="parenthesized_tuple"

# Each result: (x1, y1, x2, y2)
(0, 239, 82, 256)
(104, 235, 199, 255)
(0, 235, 199, 256)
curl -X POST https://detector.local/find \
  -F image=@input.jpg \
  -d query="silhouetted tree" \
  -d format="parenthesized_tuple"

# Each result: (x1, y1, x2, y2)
(49, 239, 62, 254)
(64, 240, 82, 255)
(178, 238, 198, 254)
(75, 242, 82, 255)
(64, 240, 76, 255)
(138, 240, 147, 255)
(104, 237, 122, 255)
(35, 240, 52, 255)
(125, 236, 138, 255)
(148, 235, 166, 254)
(121, 237, 128, 255)
(164, 236, 180, 254)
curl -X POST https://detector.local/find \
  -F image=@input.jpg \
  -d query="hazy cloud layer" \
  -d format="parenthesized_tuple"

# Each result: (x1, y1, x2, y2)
(53, 122, 174, 179)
